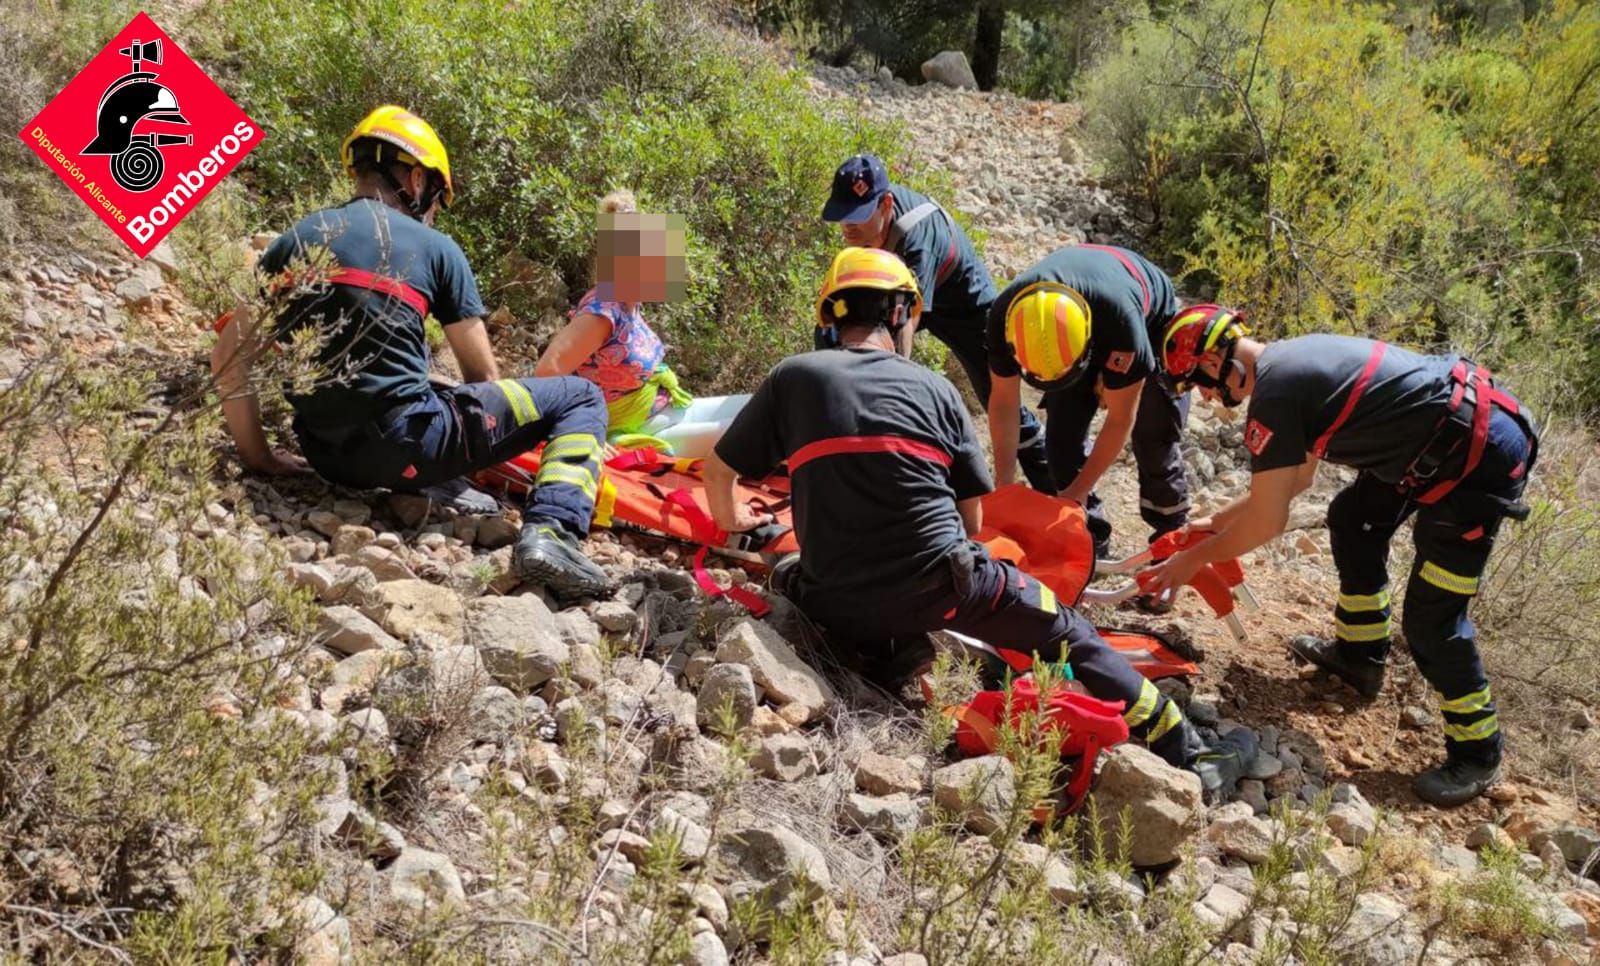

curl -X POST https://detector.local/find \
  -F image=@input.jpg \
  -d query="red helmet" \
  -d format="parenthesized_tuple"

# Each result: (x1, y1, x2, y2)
(1161, 304, 1248, 389)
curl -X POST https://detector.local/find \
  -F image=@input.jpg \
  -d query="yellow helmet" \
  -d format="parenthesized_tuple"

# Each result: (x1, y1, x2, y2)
(815, 246, 923, 331)
(341, 105, 455, 208)
(1004, 282, 1093, 390)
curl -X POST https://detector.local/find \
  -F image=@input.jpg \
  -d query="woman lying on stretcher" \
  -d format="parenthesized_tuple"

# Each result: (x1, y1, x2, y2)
(535, 191, 747, 458)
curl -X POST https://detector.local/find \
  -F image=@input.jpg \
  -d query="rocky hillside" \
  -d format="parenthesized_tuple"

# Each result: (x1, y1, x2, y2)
(1, 63, 1597, 966)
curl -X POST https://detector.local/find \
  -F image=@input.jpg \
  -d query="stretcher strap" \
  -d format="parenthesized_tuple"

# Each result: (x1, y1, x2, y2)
(662, 489, 770, 617)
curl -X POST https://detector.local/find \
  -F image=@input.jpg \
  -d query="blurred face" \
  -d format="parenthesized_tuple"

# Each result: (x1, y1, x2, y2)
(595, 211, 688, 304)
(1194, 350, 1248, 407)
(839, 193, 894, 248)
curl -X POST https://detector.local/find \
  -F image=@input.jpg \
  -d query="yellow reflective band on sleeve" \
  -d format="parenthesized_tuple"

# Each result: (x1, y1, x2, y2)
(1335, 618, 1392, 643)
(1443, 715, 1500, 742)
(593, 476, 618, 528)
(1037, 584, 1058, 615)
(544, 433, 600, 463)
(1439, 686, 1492, 715)
(1123, 679, 1159, 727)
(1419, 561, 1480, 596)
(1146, 701, 1183, 743)
(535, 462, 598, 499)
(1337, 589, 1391, 612)
(495, 379, 539, 426)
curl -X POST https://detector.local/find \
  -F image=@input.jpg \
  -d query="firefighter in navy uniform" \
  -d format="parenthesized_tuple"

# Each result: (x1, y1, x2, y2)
(705, 248, 1257, 799)
(984, 245, 1192, 571)
(1144, 308, 1539, 806)
(212, 106, 613, 601)
(820, 154, 1054, 494)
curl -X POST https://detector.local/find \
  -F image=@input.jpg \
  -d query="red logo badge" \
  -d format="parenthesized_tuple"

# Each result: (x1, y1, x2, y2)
(17, 12, 261, 258)
(852, 178, 870, 197)
(1106, 350, 1134, 374)
(1244, 419, 1275, 456)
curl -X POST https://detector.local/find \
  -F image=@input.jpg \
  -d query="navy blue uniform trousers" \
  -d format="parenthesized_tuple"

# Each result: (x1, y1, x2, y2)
(1326, 408, 1534, 762)
(797, 541, 1192, 765)
(296, 375, 606, 538)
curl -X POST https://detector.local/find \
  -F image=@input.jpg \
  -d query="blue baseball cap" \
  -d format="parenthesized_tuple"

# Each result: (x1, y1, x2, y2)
(822, 153, 890, 223)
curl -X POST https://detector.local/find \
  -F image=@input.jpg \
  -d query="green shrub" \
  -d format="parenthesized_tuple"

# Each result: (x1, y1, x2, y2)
(211, 0, 908, 393)
(1079, 0, 1600, 413)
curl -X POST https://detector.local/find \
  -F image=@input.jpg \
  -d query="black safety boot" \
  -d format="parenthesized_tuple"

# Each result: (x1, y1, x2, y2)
(767, 552, 801, 599)
(1288, 635, 1386, 701)
(513, 525, 615, 601)
(1192, 728, 1260, 804)
(1413, 747, 1501, 807)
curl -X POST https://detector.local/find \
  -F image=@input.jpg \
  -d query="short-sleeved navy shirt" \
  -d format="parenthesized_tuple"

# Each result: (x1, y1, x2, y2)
(885, 184, 997, 325)
(714, 347, 993, 604)
(259, 198, 486, 423)
(1245, 334, 1459, 482)
(985, 245, 1177, 391)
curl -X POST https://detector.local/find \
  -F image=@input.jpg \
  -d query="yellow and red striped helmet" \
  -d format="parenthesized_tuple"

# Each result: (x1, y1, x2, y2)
(341, 105, 455, 208)
(1161, 304, 1248, 388)
(1003, 282, 1093, 390)
(815, 246, 923, 327)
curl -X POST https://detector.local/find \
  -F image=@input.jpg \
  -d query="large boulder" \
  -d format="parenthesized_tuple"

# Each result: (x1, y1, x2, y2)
(465, 594, 568, 691)
(1088, 745, 1204, 867)
(933, 756, 1016, 835)
(714, 620, 834, 722)
(373, 579, 464, 645)
(920, 50, 977, 90)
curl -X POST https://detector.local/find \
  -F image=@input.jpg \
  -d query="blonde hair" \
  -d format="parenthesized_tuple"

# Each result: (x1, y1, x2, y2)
(599, 190, 638, 215)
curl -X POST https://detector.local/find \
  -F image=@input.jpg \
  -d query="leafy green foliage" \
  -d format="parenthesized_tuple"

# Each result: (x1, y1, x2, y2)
(1080, 0, 1600, 413)
(213, 0, 907, 393)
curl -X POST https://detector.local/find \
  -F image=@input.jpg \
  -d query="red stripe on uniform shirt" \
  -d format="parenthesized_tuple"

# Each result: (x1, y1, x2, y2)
(787, 435, 953, 473)
(1312, 341, 1388, 458)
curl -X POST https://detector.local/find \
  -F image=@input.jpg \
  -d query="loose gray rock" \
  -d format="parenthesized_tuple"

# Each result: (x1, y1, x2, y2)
(1010, 841, 1084, 905)
(697, 663, 758, 731)
(591, 600, 638, 634)
(838, 793, 920, 842)
(387, 847, 466, 910)
(317, 605, 401, 656)
(466, 594, 569, 691)
(555, 610, 604, 650)
(1326, 802, 1376, 847)
(373, 579, 465, 645)
(714, 824, 832, 937)
(1207, 802, 1274, 864)
(1530, 825, 1600, 872)
(1088, 744, 1204, 867)
(752, 732, 818, 782)
(688, 931, 729, 966)
(933, 756, 1017, 835)
(650, 806, 711, 863)
(854, 751, 921, 796)
(290, 894, 351, 966)
(469, 685, 523, 736)
(715, 620, 834, 722)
